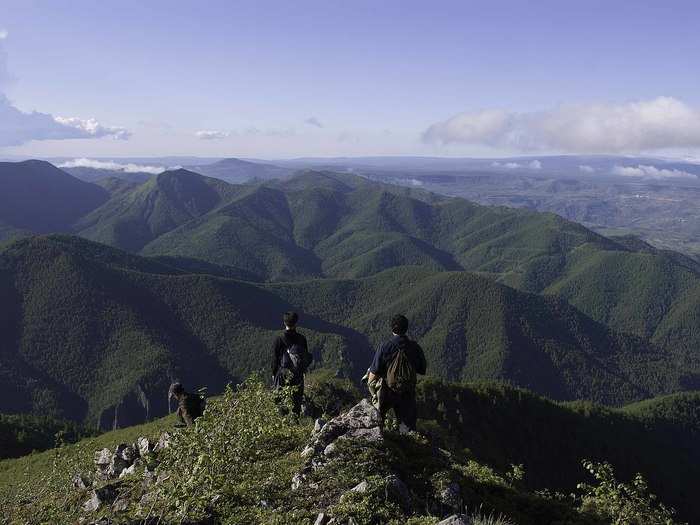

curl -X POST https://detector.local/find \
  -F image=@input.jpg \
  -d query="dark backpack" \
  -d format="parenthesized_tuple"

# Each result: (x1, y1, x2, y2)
(275, 342, 308, 386)
(385, 340, 416, 394)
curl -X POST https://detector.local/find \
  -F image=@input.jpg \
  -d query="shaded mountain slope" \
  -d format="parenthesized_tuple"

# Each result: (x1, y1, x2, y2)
(0, 160, 108, 232)
(420, 381, 700, 523)
(0, 236, 682, 430)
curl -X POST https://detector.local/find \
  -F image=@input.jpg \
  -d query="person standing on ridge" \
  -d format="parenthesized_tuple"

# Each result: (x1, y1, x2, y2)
(367, 314, 427, 432)
(272, 311, 313, 415)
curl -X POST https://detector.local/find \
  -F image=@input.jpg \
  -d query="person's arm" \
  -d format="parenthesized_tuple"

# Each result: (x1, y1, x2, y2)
(368, 342, 385, 382)
(301, 335, 313, 369)
(414, 342, 427, 375)
(272, 336, 283, 378)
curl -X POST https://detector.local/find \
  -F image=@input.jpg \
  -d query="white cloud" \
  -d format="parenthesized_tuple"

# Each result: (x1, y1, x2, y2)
(423, 97, 700, 153)
(491, 159, 541, 170)
(57, 158, 165, 174)
(304, 116, 324, 128)
(579, 165, 596, 173)
(0, 96, 130, 147)
(53, 116, 130, 140)
(0, 36, 130, 147)
(0, 29, 7, 40)
(196, 130, 231, 140)
(611, 164, 697, 179)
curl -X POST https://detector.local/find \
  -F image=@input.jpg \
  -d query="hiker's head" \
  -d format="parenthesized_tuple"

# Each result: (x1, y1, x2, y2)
(168, 382, 184, 400)
(391, 314, 409, 336)
(284, 311, 299, 330)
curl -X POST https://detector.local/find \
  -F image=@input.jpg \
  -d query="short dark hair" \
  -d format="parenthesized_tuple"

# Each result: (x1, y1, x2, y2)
(284, 311, 299, 327)
(391, 314, 409, 335)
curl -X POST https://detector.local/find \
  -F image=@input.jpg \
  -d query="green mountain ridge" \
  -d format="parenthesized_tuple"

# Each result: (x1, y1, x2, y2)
(0, 235, 685, 431)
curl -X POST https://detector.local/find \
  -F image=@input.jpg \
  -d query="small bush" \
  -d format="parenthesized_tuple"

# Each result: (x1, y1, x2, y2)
(577, 460, 683, 525)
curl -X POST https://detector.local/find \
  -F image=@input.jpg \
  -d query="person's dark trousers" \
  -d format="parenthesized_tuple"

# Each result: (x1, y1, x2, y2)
(291, 381, 304, 416)
(378, 386, 417, 431)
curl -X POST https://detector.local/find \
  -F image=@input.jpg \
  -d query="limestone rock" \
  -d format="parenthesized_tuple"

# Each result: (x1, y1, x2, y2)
(83, 485, 118, 513)
(72, 473, 91, 490)
(439, 481, 462, 508)
(437, 515, 471, 525)
(385, 475, 411, 510)
(94, 448, 112, 467)
(352, 480, 369, 493)
(119, 458, 142, 478)
(155, 431, 171, 452)
(112, 498, 129, 512)
(136, 436, 153, 457)
(314, 512, 330, 525)
(313, 418, 326, 434)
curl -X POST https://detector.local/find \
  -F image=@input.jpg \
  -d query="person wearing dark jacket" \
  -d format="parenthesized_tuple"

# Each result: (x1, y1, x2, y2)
(271, 311, 313, 415)
(168, 382, 204, 427)
(367, 314, 427, 431)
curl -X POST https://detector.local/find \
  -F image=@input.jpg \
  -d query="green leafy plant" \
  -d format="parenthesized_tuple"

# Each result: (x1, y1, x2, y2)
(577, 460, 683, 525)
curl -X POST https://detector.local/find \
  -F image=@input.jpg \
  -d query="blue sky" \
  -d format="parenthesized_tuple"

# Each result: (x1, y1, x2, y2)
(1, 0, 700, 158)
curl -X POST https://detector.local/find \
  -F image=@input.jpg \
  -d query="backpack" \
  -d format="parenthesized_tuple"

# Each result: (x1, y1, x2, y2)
(385, 339, 416, 394)
(275, 342, 308, 387)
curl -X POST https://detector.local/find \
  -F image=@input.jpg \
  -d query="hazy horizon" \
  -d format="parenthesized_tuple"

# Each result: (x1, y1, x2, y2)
(2, 1, 700, 159)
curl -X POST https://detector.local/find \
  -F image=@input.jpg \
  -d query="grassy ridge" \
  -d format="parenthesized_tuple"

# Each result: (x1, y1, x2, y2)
(1, 377, 696, 523)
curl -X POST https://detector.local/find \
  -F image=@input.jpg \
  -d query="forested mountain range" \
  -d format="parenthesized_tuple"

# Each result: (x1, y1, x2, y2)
(0, 160, 699, 430)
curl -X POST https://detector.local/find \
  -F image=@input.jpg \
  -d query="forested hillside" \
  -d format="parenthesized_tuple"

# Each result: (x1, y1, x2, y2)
(0, 235, 683, 430)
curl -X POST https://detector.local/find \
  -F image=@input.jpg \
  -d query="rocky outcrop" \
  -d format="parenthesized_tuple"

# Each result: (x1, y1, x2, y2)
(293, 399, 415, 523)
(78, 434, 163, 514)
(293, 399, 384, 491)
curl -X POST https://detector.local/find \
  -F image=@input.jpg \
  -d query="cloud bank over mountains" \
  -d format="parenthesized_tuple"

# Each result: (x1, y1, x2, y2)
(611, 164, 697, 179)
(0, 33, 129, 147)
(423, 97, 700, 154)
(57, 158, 166, 174)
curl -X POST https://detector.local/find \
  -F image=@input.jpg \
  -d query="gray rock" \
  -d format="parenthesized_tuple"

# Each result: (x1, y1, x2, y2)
(301, 445, 315, 458)
(313, 399, 381, 449)
(437, 515, 471, 525)
(341, 426, 383, 443)
(351, 480, 369, 493)
(314, 512, 329, 525)
(385, 475, 411, 509)
(72, 473, 91, 490)
(119, 458, 142, 478)
(291, 472, 304, 490)
(112, 498, 129, 512)
(115, 443, 137, 463)
(82, 485, 118, 513)
(439, 481, 462, 508)
(155, 431, 171, 452)
(107, 454, 129, 479)
(94, 448, 112, 467)
(136, 436, 152, 457)
(323, 443, 337, 456)
(313, 418, 326, 434)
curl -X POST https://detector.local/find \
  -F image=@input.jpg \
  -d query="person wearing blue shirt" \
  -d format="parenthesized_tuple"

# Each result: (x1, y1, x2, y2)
(367, 314, 427, 431)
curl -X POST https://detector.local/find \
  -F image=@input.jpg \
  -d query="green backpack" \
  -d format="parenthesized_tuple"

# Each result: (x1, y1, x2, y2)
(386, 341, 416, 393)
